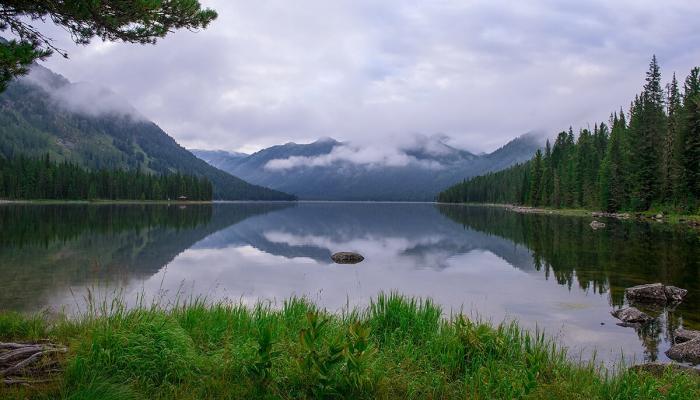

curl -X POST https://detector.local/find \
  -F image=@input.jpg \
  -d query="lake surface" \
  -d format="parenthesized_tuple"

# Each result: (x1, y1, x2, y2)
(1, 202, 699, 366)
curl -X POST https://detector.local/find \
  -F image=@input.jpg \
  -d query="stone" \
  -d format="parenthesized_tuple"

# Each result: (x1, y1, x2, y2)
(655, 213, 664, 219)
(665, 286, 688, 302)
(611, 307, 653, 324)
(674, 329, 700, 344)
(625, 283, 669, 303)
(331, 252, 364, 264)
(666, 338, 700, 364)
(590, 220, 606, 230)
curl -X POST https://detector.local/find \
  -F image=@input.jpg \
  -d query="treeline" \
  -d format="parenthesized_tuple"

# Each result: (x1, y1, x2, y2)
(0, 154, 213, 201)
(439, 56, 700, 212)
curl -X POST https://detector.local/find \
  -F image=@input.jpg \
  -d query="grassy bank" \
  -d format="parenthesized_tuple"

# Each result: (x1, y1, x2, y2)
(1, 293, 699, 399)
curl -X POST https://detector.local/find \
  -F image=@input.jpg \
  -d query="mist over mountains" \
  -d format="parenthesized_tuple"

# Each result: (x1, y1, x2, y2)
(0, 64, 294, 201)
(193, 133, 542, 201)
(0, 61, 540, 202)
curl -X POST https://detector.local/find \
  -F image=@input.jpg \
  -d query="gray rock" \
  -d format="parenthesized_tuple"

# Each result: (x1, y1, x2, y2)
(674, 329, 700, 344)
(331, 252, 364, 264)
(611, 307, 653, 324)
(590, 220, 606, 230)
(625, 283, 669, 303)
(665, 286, 688, 302)
(666, 338, 700, 364)
(655, 213, 664, 219)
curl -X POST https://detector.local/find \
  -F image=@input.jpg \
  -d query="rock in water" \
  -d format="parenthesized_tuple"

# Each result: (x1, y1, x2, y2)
(590, 220, 606, 229)
(611, 307, 653, 324)
(674, 329, 700, 344)
(666, 339, 700, 364)
(665, 286, 688, 302)
(625, 283, 669, 303)
(331, 252, 364, 264)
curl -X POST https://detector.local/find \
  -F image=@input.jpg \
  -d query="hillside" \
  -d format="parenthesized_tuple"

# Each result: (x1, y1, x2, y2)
(193, 134, 541, 201)
(0, 64, 295, 201)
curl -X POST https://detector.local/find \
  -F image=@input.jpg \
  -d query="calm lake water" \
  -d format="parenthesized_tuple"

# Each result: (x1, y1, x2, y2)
(1, 202, 699, 366)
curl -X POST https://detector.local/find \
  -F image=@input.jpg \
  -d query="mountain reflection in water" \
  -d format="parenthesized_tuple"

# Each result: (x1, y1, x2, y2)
(1, 202, 698, 366)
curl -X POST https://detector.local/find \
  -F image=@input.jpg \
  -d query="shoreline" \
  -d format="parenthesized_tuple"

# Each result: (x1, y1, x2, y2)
(456, 202, 700, 228)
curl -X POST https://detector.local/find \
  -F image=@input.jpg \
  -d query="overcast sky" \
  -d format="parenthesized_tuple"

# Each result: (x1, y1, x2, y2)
(37, 0, 700, 154)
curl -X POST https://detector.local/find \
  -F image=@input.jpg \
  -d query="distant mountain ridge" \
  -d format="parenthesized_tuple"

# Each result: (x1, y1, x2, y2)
(0, 64, 295, 201)
(193, 134, 542, 201)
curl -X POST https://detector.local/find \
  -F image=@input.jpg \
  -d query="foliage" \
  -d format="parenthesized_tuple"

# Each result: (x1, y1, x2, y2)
(1, 293, 699, 399)
(0, 0, 217, 90)
(438, 57, 700, 214)
(0, 153, 212, 201)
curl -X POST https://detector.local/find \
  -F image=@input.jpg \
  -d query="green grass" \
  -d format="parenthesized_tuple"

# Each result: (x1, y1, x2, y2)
(1, 293, 699, 399)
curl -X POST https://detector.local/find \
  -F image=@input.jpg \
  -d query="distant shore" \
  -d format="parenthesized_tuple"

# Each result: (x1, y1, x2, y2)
(0, 199, 213, 205)
(455, 202, 700, 228)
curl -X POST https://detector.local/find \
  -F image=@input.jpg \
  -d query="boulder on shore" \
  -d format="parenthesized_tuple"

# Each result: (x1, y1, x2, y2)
(625, 283, 687, 304)
(611, 307, 653, 324)
(331, 252, 364, 264)
(674, 329, 700, 344)
(665, 286, 689, 302)
(666, 338, 700, 364)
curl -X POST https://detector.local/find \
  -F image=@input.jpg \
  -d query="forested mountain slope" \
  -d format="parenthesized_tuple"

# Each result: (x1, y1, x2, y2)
(0, 64, 295, 201)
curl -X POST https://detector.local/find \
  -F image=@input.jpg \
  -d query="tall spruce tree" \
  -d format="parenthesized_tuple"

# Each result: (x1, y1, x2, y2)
(662, 73, 682, 202)
(681, 67, 700, 200)
(541, 140, 553, 206)
(629, 56, 666, 210)
(528, 149, 543, 206)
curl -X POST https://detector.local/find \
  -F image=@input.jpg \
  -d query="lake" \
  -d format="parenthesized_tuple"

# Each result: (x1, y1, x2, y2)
(1, 202, 699, 366)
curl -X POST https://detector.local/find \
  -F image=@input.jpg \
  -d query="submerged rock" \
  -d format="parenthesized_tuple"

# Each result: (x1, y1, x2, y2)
(666, 338, 700, 364)
(624, 283, 688, 304)
(331, 252, 364, 264)
(590, 220, 606, 230)
(611, 307, 653, 324)
(674, 329, 700, 344)
(625, 283, 669, 303)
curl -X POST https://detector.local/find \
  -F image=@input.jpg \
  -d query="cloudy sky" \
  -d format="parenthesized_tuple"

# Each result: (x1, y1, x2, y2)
(37, 0, 700, 154)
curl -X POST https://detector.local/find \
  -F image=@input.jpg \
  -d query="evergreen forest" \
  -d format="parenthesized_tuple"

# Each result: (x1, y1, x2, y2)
(438, 56, 700, 213)
(0, 154, 213, 201)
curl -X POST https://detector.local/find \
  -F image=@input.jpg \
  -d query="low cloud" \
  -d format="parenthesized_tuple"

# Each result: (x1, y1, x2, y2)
(23, 65, 143, 120)
(264, 134, 456, 171)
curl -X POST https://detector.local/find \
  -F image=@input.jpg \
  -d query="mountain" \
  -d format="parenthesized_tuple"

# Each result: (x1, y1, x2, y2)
(192, 134, 541, 201)
(0, 64, 295, 201)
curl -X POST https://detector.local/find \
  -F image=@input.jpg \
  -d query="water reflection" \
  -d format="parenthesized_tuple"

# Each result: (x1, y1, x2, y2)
(1, 202, 699, 366)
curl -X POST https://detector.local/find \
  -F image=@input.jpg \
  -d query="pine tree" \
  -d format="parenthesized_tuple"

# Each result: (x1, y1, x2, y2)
(629, 56, 666, 210)
(529, 150, 543, 206)
(662, 73, 682, 203)
(681, 67, 700, 201)
(541, 140, 553, 206)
